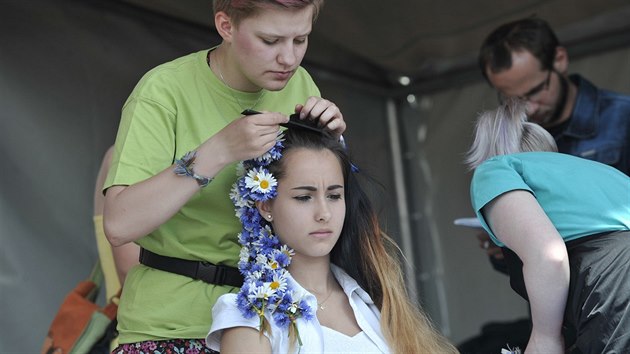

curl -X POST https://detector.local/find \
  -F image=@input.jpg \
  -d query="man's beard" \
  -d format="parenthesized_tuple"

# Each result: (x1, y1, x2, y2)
(544, 71, 569, 127)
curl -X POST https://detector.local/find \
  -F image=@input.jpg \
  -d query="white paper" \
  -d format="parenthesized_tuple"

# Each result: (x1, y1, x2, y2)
(453, 217, 483, 228)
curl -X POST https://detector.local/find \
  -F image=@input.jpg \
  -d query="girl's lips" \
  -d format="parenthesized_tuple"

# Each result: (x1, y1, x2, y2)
(309, 230, 332, 238)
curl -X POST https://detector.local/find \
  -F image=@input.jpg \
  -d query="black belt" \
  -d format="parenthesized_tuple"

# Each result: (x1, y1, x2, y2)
(139, 248, 243, 287)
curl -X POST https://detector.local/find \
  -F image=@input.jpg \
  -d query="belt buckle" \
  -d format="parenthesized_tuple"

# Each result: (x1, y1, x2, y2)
(197, 262, 225, 285)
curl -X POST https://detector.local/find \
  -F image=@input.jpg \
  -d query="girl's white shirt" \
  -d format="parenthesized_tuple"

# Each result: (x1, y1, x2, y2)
(206, 264, 390, 353)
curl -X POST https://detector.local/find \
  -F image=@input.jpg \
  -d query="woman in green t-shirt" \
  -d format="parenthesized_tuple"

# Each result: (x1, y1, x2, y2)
(102, 1, 346, 353)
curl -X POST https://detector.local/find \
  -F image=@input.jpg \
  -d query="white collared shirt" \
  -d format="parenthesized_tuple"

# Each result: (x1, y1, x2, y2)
(206, 264, 390, 353)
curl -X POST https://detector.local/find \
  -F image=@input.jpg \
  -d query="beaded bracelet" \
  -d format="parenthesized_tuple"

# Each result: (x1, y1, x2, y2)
(173, 151, 212, 188)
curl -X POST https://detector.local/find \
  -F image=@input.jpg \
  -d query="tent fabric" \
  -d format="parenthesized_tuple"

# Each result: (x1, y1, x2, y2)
(1, 0, 629, 353)
(122, 0, 630, 85)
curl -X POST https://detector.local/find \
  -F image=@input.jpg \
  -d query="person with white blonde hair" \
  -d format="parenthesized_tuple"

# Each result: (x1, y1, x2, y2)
(475, 15, 630, 281)
(466, 100, 557, 169)
(466, 99, 630, 354)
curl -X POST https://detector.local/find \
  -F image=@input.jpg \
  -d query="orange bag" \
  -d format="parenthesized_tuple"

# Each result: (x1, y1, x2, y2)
(41, 263, 119, 354)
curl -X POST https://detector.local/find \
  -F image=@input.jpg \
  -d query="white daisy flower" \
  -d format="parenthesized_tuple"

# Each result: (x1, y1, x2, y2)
(245, 168, 277, 194)
(249, 283, 276, 300)
(269, 271, 288, 293)
(278, 244, 295, 258)
(264, 260, 278, 270)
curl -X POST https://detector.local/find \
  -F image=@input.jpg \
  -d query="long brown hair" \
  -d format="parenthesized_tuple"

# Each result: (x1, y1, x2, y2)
(270, 126, 459, 353)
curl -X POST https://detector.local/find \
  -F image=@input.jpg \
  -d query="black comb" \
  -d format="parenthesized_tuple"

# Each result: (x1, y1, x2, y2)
(241, 109, 324, 133)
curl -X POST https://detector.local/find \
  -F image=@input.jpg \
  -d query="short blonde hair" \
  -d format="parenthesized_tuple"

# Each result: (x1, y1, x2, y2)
(466, 98, 557, 169)
(213, 0, 324, 26)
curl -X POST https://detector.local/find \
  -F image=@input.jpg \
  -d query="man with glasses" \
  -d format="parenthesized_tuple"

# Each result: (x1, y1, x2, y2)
(476, 17, 630, 263)
(459, 16, 630, 353)
(479, 17, 630, 175)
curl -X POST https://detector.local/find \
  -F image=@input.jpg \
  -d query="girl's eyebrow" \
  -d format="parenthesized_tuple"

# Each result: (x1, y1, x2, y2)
(291, 185, 343, 191)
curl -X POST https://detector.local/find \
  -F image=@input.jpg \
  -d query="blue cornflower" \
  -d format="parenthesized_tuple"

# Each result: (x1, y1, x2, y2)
(231, 131, 313, 346)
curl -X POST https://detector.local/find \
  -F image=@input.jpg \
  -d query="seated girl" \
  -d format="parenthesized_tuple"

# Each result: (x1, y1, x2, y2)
(206, 120, 458, 353)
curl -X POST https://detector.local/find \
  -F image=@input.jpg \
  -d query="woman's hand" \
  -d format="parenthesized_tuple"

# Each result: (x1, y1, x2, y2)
(476, 231, 504, 260)
(196, 111, 289, 174)
(525, 330, 564, 354)
(295, 97, 346, 139)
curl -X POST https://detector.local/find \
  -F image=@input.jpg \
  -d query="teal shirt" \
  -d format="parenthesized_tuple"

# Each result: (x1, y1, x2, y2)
(471, 152, 630, 247)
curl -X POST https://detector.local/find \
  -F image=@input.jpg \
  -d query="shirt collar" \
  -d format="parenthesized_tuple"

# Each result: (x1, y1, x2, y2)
(286, 264, 375, 307)
(563, 74, 599, 138)
(331, 264, 375, 305)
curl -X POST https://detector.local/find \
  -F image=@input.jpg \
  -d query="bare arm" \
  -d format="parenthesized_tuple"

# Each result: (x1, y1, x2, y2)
(103, 112, 289, 246)
(220, 327, 272, 354)
(110, 243, 140, 285)
(484, 190, 568, 354)
(95, 146, 140, 284)
(94, 147, 114, 216)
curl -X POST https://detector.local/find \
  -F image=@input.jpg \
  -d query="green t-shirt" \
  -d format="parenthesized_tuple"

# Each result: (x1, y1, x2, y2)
(104, 49, 320, 342)
(471, 152, 630, 247)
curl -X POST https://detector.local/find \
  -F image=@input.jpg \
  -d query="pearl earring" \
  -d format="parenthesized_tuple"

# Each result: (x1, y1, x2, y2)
(267, 214, 272, 220)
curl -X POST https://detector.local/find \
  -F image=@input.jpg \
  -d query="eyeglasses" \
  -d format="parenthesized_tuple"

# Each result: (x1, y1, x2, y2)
(498, 70, 552, 103)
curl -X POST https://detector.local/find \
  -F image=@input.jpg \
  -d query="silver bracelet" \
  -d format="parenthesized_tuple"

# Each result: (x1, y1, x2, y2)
(173, 151, 212, 188)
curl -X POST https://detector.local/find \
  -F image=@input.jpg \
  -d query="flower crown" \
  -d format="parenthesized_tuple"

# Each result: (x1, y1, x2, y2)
(229, 130, 314, 343)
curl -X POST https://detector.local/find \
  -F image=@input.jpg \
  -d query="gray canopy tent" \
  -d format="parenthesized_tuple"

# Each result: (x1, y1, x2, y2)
(2, 0, 629, 352)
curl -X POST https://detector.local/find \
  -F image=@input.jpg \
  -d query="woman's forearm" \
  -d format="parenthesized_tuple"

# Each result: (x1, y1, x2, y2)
(522, 243, 569, 353)
(103, 167, 204, 246)
(483, 190, 570, 353)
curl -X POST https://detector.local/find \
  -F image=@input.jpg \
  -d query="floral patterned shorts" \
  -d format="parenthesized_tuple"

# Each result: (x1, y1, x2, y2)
(112, 338, 219, 354)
